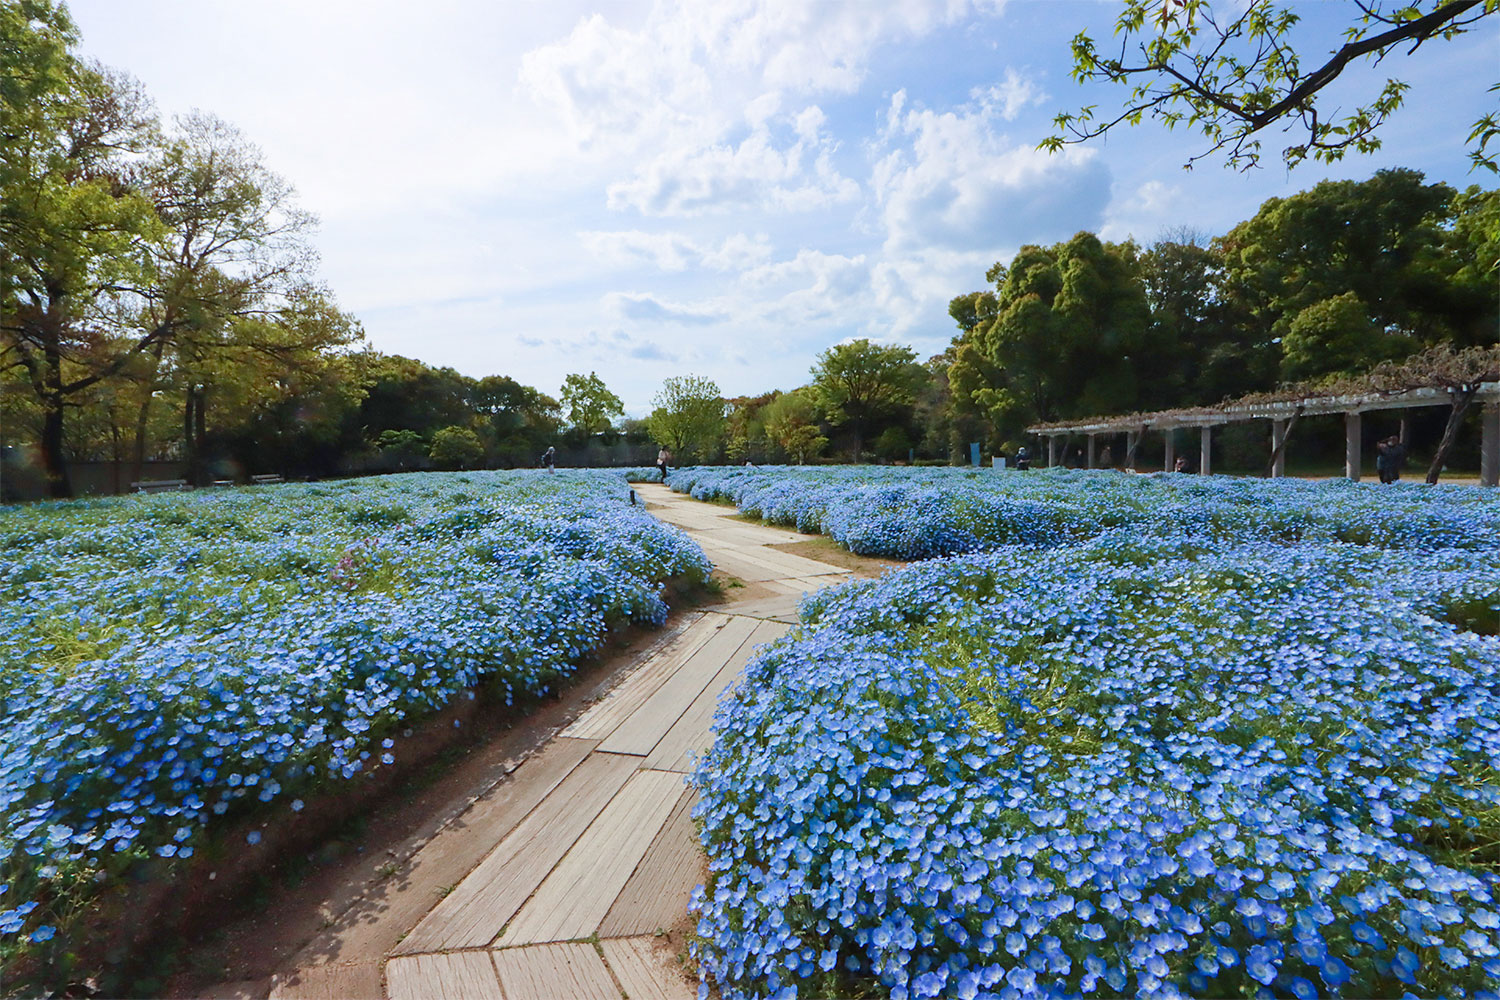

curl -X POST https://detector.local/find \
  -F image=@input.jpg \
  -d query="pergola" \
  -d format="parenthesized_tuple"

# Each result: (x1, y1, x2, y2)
(1027, 383, 1500, 487)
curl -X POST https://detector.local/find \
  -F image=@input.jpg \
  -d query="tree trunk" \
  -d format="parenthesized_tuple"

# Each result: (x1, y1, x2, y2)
(1425, 386, 1478, 485)
(194, 388, 208, 482)
(130, 341, 166, 487)
(110, 415, 123, 494)
(41, 392, 71, 498)
(183, 388, 200, 487)
(40, 338, 72, 497)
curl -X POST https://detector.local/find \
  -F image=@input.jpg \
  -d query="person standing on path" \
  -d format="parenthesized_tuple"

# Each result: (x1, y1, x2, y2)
(657, 446, 671, 481)
(542, 446, 556, 474)
(1377, 436, 1407, 483)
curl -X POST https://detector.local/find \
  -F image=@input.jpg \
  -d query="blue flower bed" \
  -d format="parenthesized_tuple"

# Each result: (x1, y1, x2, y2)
(692, 534, 1500, 998)
(668, 466, 1500, 558)
(0, 471, 708, 960)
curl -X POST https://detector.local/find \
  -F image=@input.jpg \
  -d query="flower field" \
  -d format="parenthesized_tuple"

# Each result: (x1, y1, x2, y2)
(669, 466, 1500, 558)
(684, 469, 1500, 998)
(0, 471, 708, 963)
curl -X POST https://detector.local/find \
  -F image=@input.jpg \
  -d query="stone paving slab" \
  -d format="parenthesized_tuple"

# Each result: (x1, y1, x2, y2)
(491, 942, 619, 1000)
(499, 768, 686, 945)
(600, 937, 697, 1000)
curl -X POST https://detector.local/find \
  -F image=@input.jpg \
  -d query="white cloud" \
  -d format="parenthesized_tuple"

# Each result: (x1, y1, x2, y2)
(1099, 179, 1186, 243)
(579, 230, 774, 272)
(741, 249, 872, 324)
(606, 106, 859, 216)
(605, 292, 727, 325)
(874, 85, 1110, 253)
(523, 1, 1005, 217)
(868, 82, 1112, 329)
(972, 67, 1047, 121)
(522, 0, 1009, 152)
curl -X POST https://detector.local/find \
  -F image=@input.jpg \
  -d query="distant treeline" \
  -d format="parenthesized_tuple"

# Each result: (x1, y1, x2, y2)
(704, 168, 1498, 469)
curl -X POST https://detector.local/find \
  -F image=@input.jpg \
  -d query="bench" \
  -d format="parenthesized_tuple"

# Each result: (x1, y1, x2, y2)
(250, 474, 284, 485)
(131, 479, 189, 493)
(210, 479, 235, 488)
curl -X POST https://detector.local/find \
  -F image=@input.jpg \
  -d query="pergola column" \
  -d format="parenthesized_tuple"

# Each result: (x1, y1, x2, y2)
(1271, 419, 1288, 479)
(1087, 434, 1097, 470)
(1048, 435, 1060, 468)
(1482, 401, 1499, 488)
(1126, 429, 1138, 471)
(1163, 428, 1175, 472)
(1199, 426, 1212, 476)
(1345, 411, 1362, 481)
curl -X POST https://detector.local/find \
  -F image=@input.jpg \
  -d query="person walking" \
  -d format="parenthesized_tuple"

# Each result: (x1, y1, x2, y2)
(656, 446, 671, 481)
(542, 446, 556, 474)
(1015, 445, 1030, 471)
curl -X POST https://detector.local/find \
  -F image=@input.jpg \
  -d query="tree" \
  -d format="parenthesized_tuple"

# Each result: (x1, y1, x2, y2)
(724, 392, 778, 463)
(473, 374, 560, 466)
(1216, 169, 1492, 382)
(1281, 292, 1386, 382)
(1, 10, 324, 495)
(1043, 0, 1499, 171)
(559, 371, 623, 439)
(376, 429, 425, 470)
(646, 375, 726, 462)
(195, 289, 364, 479)
(135, 111, 319, 485)
(429, 425, 485, 470)
(357, 355, 474, 441)
(809, 339, 926, 458)
(761, 389, 827, 464)
(1, 14, 162, 496)
(949, 233, 1155, 448)
(948, 290, 999, 336)
(1139, 230, 1275, 404)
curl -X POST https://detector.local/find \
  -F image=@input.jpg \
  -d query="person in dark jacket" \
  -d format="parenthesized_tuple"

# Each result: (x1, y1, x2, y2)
(1377, 436, 1406, 483)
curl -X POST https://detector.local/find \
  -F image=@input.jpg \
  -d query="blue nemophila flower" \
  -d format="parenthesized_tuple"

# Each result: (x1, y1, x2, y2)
(1, 471, 709, 954)
(681, 474, 1500, 999)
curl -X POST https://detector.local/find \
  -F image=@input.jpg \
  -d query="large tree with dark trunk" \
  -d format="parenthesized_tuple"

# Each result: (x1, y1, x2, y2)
(2, 4, 319, 495)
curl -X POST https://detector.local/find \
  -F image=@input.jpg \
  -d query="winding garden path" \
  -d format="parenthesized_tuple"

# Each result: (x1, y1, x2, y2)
(260, 483, 850, 1000)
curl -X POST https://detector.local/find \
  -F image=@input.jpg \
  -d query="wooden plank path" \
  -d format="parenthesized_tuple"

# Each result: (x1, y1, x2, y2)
(261, 482, 848, 1000)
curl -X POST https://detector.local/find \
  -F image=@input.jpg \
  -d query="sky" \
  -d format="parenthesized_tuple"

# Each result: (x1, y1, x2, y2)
(67, 0, 1499, 415)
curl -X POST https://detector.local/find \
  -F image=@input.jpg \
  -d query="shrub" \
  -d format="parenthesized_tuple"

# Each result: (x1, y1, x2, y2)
(428, 425, 485, 470)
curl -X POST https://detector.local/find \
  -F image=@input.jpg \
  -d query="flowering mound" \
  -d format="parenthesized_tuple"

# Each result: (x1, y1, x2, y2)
(0, 471, 708, 958)
(692, 535, 1500, 999)
(669, 466, 1500, 558)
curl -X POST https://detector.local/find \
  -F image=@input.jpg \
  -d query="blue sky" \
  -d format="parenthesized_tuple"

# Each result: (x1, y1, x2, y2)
(68, 1, 1498, 414)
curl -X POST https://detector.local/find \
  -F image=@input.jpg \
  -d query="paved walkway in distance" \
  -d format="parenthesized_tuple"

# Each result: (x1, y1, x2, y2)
(264, 483, 849, 1000)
